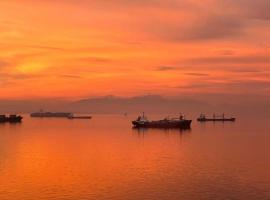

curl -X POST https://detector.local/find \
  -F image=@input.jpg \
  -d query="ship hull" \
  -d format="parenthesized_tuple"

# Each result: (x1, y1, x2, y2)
(0, 116, 23, 123)
(132, 120, 192, 129)
(8, 116, 23, 123)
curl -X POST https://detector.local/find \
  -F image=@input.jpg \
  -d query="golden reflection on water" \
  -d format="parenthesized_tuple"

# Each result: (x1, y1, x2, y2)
(0, 115, 269, 200)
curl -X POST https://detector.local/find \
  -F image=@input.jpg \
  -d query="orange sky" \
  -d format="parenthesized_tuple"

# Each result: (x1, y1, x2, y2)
(0, 0, 269, 99)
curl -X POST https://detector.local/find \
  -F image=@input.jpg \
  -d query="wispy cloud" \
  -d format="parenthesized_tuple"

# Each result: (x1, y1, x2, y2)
(156, 66, 176, 71)
(178, 79, 270, 93)
(0, 60, 9, 68)
(228, 0, 270, 20)
(59, 74, 83, 79)
(186, 55, 270, 64)
(184, 72, 209, 76)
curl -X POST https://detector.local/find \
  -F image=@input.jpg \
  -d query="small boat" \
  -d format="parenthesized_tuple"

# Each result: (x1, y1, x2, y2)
(67, 114, 92, 119)
(132, 113, 192, 129)
(197, 113, 236, 122)
(0, 114, 23, 123)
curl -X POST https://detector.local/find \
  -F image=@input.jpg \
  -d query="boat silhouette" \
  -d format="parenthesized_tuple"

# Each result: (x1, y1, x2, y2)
(197, 113, 235, 122)
(30, 110, 72, 118)
(132, 113, 192, 129)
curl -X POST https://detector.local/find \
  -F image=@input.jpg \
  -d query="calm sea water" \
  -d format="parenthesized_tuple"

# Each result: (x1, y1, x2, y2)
(0, 114, 269, 200)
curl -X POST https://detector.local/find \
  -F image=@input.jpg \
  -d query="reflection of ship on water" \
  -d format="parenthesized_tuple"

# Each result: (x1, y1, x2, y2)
(132, 126, 191, 142)
(133, 126, 191, 134)
(132, 113, 192, 129)
(197, 113, 236, 122)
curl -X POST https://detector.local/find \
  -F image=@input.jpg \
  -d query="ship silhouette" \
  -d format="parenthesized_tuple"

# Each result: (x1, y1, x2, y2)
(132, 113, 192, 129)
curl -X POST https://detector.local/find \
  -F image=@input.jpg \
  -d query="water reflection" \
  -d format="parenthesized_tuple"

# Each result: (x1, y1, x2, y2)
(0, 115, 269, 200)
(0, 122, 22, 133)
(132, 127, 191, 135)
(132, 127, 192, 143)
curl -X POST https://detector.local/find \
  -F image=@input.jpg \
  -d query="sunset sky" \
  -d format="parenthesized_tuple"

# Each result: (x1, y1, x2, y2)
(0, 0, 269, 99)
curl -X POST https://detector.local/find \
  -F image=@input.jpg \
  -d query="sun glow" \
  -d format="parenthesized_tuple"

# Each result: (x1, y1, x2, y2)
(17, 62, 48, 73)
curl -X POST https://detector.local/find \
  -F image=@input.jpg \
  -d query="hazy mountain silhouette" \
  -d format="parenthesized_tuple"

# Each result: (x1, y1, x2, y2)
(71, 95, 209, 115)
(0, 94, 269, 117)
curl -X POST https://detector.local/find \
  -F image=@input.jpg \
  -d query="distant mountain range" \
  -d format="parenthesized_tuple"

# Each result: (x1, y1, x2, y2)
(0, 94, 270, 117)
(71, 95, 210, 115)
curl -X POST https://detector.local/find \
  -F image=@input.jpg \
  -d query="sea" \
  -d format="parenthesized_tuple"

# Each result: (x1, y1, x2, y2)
(0, 114, 269, 200)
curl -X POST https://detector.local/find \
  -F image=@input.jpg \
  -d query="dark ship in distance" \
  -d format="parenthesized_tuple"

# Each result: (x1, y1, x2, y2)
(67, 114, 92, 119)
(30, 110, 72, 118)
(0, 115, 23, 123)
(197, 113, 236, 122)
(132, 113, 192, 129)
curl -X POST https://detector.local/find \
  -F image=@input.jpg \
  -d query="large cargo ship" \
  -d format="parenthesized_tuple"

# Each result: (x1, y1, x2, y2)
(30, 111, 72, 118)
(0, 115, 23, 123)
(132, 113, 192, 129)
(197, 113, 235, 122)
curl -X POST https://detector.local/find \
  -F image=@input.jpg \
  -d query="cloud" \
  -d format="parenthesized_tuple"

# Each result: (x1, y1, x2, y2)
(9, 0, 268, 43)
(178, 80, 270, 94)
(146, 13, 246, 42)
(42, 0, 248, 42)
(215, 49, 236, 56)
(177, 83, 214, 89)
(156, 64, 266, 76)
(186, 55, 270, 64)
(228, 68, 263, 73)
(156, 66, 176, 71)
(62, 0, 186, 9)
(0, 60, 9, 68)
(228, 0, 270, 20)
(24, 45, 64, 51)
(182, 15, 245, 41)
(0, 72, 38, 86)
(184, 72, 209, 76)
(82, 57, 111, 63)
(0, 72, 42, 80)
(60, 74, 83, 79)
(154, 66, 209, 75)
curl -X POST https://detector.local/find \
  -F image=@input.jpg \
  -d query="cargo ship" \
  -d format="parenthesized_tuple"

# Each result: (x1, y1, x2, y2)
(197, 113, 236, 122)
(30, 111, 72, 118)
(0, 114, 23, 123)
(132, 113, 192, 129)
